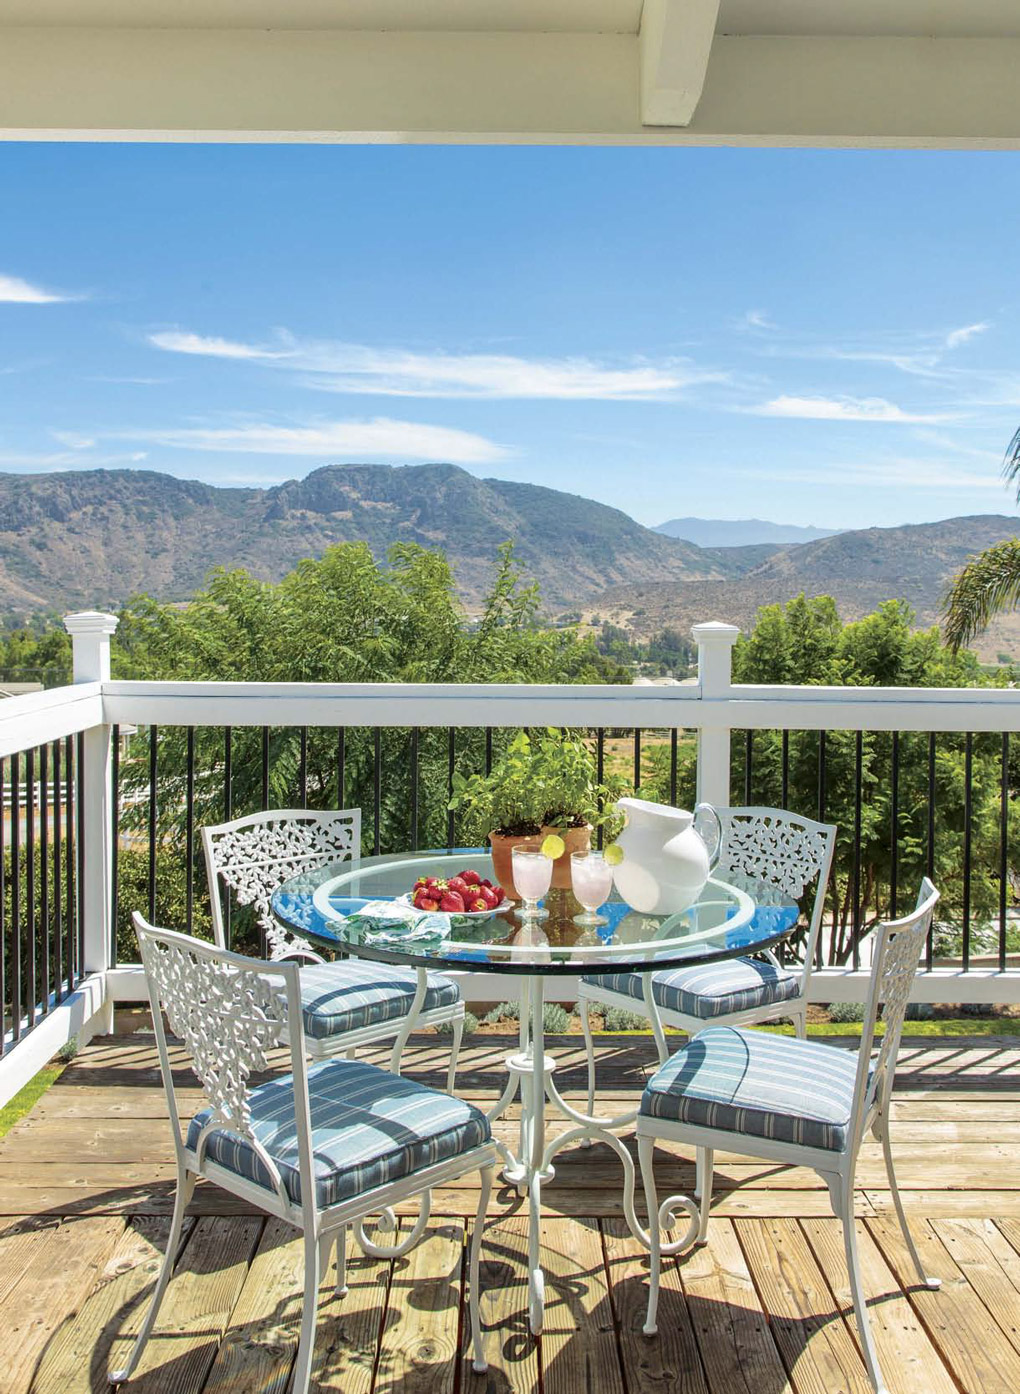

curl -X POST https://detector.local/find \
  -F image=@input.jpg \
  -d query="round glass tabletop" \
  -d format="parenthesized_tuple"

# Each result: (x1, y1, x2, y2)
(271, 849, 800, 977)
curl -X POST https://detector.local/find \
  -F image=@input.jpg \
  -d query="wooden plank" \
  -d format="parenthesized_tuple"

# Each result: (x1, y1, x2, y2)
(800, 1217, 957, 1394)
(116, 1215, 263, 1394)
(865, 1191, 1020, 1219)
(735, 1218, 872, 1394)
(867, 1216, 1020, 1394)
(538, 1217, 624, 1394)
(0, 1215, 63, 1307)
(30, 1217, 195, 1394)
(929, 1220, 1020, 1357)
(471, 1213, 541, 1393)
(679, 1219, 791, 1394)
(0, 1215, 125, 1394)
(601, 1217, 708, 1394)
(377, 1220, 464, 1393)
(312, 1225, 394, 1394)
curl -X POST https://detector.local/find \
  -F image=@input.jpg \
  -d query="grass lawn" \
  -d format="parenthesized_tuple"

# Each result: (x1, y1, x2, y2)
(0, 1063, 65, 1140)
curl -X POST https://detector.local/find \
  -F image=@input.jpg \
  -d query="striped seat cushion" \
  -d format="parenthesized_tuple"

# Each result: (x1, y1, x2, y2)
(186, 1058, 490, 1208)
(640, 1026, 859, 1152)
(298, 961, 460, 1039)
(582, 957, 800, 1021)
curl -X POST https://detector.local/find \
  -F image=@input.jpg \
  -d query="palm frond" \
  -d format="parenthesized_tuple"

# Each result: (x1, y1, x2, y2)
(942, 538, 1020, 650)
(1005, 425, 1020, 497)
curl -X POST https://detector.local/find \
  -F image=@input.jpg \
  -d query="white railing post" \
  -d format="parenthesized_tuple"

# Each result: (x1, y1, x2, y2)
(693, 621, 739, 807)
(64, 611, 118, 1030)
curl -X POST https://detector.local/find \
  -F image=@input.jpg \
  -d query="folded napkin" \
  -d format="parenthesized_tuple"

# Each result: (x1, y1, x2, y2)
(341, 898, 454, 946)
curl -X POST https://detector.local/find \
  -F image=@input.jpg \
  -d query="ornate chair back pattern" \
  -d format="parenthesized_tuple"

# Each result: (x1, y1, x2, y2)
(714, 808, 833, 906)
(203, 809, 361, 960)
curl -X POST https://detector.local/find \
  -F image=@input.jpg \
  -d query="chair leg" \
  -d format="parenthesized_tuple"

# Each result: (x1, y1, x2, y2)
(290, 1230, 322, 1394)
(446, 1015, 464, 1094)
(840, 1196, 888, 1394)
(879, 1124, 941, 1290)
(469, 1164, 494, 1373)
(637, 1135, 661, 1336)
(108, 1169, 195, 1383)
(334, 1224, 348, 1298)
(694, 1147, 713, 1243)
(792, 1006, 808, 1039)
(579, 995, 597, 1135)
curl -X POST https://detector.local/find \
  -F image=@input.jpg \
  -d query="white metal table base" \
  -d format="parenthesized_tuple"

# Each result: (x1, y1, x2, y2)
(484, 974, 699, 1335)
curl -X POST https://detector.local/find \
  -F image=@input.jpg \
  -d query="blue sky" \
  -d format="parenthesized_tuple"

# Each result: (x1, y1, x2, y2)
(1, 142, 1019, 530)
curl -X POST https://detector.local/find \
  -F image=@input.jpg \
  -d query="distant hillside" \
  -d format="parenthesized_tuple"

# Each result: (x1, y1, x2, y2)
(0, 463, 738, 615)
(588, 515, 1020, 662)
(655, 516, 841, 547)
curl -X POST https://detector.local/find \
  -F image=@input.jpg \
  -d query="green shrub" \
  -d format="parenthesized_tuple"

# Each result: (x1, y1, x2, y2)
(827, 1001, 866, 1023)
(436, 1010, 479, 1037)
(603, 1006, 651, 1031)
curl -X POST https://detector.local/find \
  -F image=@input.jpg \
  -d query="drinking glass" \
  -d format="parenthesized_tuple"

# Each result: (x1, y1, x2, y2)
(570, 850, 614, 927)
(511, 847, 552, 922)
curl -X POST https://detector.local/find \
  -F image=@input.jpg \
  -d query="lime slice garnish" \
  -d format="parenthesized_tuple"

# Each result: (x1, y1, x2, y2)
(603, 843, 624, 867)
(541, 833, 566, 860)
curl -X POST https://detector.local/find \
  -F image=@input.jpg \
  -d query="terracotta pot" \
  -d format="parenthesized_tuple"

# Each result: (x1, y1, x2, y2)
(487, 824, 592, 898)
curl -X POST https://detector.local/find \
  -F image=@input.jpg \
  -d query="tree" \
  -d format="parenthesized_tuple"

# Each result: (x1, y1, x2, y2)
(943, 425, 1020, 650)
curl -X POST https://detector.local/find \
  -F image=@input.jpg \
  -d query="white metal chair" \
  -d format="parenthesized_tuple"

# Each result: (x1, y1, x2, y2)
(637, 879, 942, 1394)
(202, 809, 466, 1087)
(577, 805, 837, 1099)
(111, 916, 496, 1393)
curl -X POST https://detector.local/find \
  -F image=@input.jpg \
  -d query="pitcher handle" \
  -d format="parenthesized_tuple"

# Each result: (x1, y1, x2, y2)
(693, 801, 722, 872)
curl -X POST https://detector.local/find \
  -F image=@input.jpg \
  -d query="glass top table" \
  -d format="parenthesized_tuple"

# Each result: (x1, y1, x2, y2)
(272, 848, 800, 1337)
(271, 848, 799, 976)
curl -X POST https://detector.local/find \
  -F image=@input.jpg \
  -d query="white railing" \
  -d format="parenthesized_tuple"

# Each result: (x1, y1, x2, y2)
(2, 613, 1020, 1107)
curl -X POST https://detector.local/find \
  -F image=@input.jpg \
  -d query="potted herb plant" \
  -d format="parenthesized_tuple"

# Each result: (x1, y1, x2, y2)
(449, 728, 625, 895)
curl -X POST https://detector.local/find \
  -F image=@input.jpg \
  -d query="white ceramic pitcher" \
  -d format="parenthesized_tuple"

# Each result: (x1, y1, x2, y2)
(610, 797, 720, 915)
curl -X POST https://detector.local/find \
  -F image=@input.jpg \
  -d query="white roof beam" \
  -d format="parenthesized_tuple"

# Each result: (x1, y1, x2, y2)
(639, 0, 720, 127)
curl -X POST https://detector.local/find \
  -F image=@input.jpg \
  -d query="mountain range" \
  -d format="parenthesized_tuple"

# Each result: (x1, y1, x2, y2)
(0, 463, 1016, 660)
(655, 517, 841, 547)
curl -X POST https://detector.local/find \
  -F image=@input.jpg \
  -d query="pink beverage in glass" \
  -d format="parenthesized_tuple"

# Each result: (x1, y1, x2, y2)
(511, 847, 553, 918)
(570, 850, 613, 926)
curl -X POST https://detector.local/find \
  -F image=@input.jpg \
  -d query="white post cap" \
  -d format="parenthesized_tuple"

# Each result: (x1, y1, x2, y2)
(64, 611, 119, 683)
(691, 621, 740, 646)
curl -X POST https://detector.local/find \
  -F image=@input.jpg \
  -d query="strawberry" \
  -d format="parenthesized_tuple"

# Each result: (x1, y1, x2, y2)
(440, 890, 465, 913)
(477, 884, 500, 909)
(467, 896, 489, 912)
(418, 896, 440, 912)
(490, 884, 506, 905)
(447, 875, 470, 897)
(460, 869, 482, 886)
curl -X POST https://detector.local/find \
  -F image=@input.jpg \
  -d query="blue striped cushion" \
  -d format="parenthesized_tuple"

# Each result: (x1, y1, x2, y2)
(582, 957, 800, 1020)
(186, 1058, 490, 1208)
(640, 1026, 859, 1152)
(298, 961, 460, 1039)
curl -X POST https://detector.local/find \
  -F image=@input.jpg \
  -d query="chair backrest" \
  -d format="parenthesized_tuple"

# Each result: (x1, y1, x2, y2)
(201, 807, 361, 958)
(698, 805, 837, 991)
(134, 912, 316, 1216)
(848, 878, 940, 1156)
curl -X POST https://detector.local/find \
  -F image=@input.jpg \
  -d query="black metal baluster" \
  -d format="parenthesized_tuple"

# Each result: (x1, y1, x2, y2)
(185, 726, 195, 934)
(926, 733, 936, 971)
(26, 747, 35, 1027)
(40, 742, 50, 1010)
(1000, 733, 1010, 973)
(890, 731, 899, 920)
(633, 729, 641, 790)
(485, 727, 493, 776)
(76, 733, 85, 980)
(373, 727, 382, 856)
(0, 757, 5, 1051)
(409, 727, 419, 851)
(65, 735, 74, 988)
(669, 728, 678, 805)
(446, 728, 456, 849)
(744, 729, 753, 805)
(299, 727, 308, 808)
(962, 732, 973, 971)
(596, 729, 605, 849)
(11, 754, 20, 1039)
(817, 731, 827, 970)
(53, 741, 62, 1001)
(147, 725, 158, 923)
(852, 730, 863, 971)
(109, 728, 119, 966)
(337, 728, 346, 808)
(261, 726, 270, 810)
(781, 729, 789, 809)
(223, 726, 232, 947)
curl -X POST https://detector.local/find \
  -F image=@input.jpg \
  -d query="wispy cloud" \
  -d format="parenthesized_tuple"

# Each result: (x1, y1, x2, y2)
(750, 395, 957, 424)
(737, 309, 776, 332)
(0, 450, 147, 470)
(750, 320, 994, 381)
(945, 321, 991, 350)
(760, 455, 1007, 491)
(51, 431, 97, 450)
(0, 272, 81, 305)
(147, 328, 722, 401)
(116, 415, 509, 463)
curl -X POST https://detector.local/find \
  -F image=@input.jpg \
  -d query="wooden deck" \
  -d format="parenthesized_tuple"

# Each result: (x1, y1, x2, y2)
(2, 1028, 1020, 1393)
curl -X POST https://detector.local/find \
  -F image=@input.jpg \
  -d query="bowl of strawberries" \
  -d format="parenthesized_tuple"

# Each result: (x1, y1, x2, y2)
(399, 868, 511, 918)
